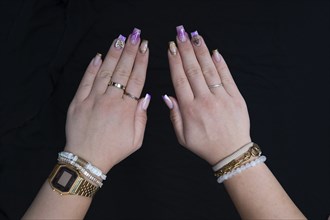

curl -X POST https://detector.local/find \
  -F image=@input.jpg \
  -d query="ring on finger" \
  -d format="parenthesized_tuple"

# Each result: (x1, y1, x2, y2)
(123, 91, 139, 101)
(108, 81, 126, 90)
(208, 83, 223, 89)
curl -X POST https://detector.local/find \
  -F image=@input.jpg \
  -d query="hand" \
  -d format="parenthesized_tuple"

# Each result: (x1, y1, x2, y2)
(64, 29, 150, 173)
(165, 26, 251, 165)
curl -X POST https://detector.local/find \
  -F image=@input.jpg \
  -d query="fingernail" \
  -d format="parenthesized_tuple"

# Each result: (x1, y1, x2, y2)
(191, 31, 201, 46)
(139, 40, 148, 54)
(93, 53, 102, 66)
(142, 93, 151, 110)
(114, 34, 126, 49)
(176, 25, 187, 42)
(130, 28, 141, 45)
(213, 49, 222, 62)
(169, 41, 177, 55)
(162, 94, 174, 109)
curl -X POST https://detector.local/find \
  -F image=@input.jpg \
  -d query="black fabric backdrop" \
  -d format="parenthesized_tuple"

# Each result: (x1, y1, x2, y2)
(0, 0, 329, 219)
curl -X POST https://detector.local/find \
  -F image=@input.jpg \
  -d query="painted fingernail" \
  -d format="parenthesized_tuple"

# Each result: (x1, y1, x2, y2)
(169, 41, 177, 55)
(139, 40, 148, 54)
(162, 94, 174, 109)
(114, 34, 126, 49)
(93, 53, 102, 66)
(130, 28, 141, 45)
(191, 31, 201, 46)
(176, 25, 187, 42)
(212, 49, 222, 62)
(142, 93, 151, 110)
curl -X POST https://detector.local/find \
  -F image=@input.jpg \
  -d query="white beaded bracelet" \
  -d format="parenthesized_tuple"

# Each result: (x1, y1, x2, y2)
(59, 151, 107, 180)
(212, 142, 254, 172)
(58, 157, 103, 188)
(217, 155, 267, 183)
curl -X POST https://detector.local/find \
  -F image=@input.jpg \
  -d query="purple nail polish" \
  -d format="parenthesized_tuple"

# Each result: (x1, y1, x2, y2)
(190, 30, 201, 46)
(114, 34, 126, 49)
(142, 93, 151, 110)
(162, 94, 174, 109)
(130, 28, 141, 45)
(176, 25, 187, 42)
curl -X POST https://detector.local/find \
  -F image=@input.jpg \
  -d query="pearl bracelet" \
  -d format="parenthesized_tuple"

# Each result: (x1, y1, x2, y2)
(217, 155, 267, 183)
(59, 151, 107, 180)
(58, 157, 103, 188)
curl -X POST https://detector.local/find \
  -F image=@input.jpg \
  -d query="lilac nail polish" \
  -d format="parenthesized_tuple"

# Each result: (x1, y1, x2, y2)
(130, 28, 141, 45)
(191, 30, 201, 46)
(142, 93, 151, 110)
(162, 94, 174, 109)
(176, 25, 187, 42)
(114, 34, 126, 49)
(213, 49, 222, 62)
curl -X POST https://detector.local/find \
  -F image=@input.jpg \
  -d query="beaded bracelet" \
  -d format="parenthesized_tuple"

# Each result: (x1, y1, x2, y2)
(58, 157, 103, 188)
(217, 155, 267, 183)
(59, 151, 107, 180)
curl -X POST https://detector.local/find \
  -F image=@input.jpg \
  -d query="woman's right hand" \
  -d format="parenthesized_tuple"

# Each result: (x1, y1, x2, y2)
(165, 26, 251, 165)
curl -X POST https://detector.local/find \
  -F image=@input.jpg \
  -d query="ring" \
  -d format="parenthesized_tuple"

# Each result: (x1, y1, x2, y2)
(208, 83, 223, 89)
(108, 81, 126, 90)
(123, 91, 139, 101)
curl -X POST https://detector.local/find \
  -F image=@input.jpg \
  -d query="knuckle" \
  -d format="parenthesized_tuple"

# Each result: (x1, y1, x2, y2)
(185, 65, 201, 79)
(202, 66, 216, 78)
(114, 67, 130, 79)
(124, 46, 137, 57)
(129, 75, 144, 87)
(97, 70, 112, 79)
(173, 76, 188, 88)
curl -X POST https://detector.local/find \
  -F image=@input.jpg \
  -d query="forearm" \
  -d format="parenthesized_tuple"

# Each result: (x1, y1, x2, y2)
(224, 163, 306, 219)
(22, 181, 92, 219)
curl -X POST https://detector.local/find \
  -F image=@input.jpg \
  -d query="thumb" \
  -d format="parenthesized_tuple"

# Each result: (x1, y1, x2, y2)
(162, 95, 185, 146)
(134, 93, 151, 148)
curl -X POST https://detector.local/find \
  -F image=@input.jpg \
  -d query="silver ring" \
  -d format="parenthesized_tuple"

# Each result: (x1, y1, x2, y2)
(108, 81, 126, 90)
(208, 83, 223, 89)
(123, 91, 139, 101)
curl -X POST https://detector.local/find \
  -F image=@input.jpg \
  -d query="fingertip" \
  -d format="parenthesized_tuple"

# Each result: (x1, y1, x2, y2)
(162, 94, 174, 109)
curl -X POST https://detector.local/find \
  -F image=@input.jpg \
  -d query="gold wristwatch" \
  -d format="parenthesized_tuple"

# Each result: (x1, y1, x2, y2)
(48, 163, 98, 197)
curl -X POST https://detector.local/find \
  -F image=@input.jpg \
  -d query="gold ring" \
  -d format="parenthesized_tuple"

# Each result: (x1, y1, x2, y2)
(123, 91, 139, 101)
(208, 83, 223, 89)
(108, 81, 126, 90)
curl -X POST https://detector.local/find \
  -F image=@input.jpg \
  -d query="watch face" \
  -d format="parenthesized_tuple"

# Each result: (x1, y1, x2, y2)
(51, 166, 78, 192)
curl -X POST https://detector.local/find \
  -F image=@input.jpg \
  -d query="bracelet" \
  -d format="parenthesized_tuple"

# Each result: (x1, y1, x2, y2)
(59, 151, 107, 180)
(217, 155, 267, 183)
(214, 143, 262, 177)
(58, 157, 103, 188)
(212, 142, 253, 172)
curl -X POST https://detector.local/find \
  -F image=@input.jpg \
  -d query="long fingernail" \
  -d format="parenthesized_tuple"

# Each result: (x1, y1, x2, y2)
(162, 94, 173, 109)
(191, 31, 201, 46)
(212, 49, 222, 62)
(93, 53, 102, 66)
(114, 34, 126, 49)
(176, 25, 187, 42)
(139, 40, 148, 54)
(142, 93, 151, 110)
(169, 41, 177, 55)
(130, 28, 141, 45)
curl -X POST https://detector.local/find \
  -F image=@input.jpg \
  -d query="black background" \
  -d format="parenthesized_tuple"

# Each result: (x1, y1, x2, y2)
(0, 0, 329, 219)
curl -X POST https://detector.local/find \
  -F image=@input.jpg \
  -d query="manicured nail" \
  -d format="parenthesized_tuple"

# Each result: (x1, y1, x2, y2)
(130, 28, 141, 45)
(162, 94, 173, 109)
(191, 31, 201, 46)
(213, 49, 222, 62)
(139, 40, 148, 54)
(169, 41, 177, 55)
(142, 93, 151, 110)
(114, 34, 126, 49)
(176, 25, 187, 42)
(93, 53, 102, 66)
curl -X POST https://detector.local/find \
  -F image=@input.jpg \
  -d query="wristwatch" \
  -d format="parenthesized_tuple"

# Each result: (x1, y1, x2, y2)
(48, 163, 98, 197)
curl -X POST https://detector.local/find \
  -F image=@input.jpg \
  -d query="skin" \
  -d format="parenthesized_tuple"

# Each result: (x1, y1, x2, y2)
(23, 27, 306, 219)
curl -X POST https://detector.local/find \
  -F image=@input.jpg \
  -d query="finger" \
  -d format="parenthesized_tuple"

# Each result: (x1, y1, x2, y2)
(168, 41, 194, 103)
(162, 95, 185, 146)
(190, 31, 226, 96)
(73, 53, 102, 102)
(122, 40, 149, 103)
(90, 35, 126, 96)
(175, 25, 209, 97)
(107, 28, 141, 98)
(212, 50, 242, 97)
(133, 93, 151, 148)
